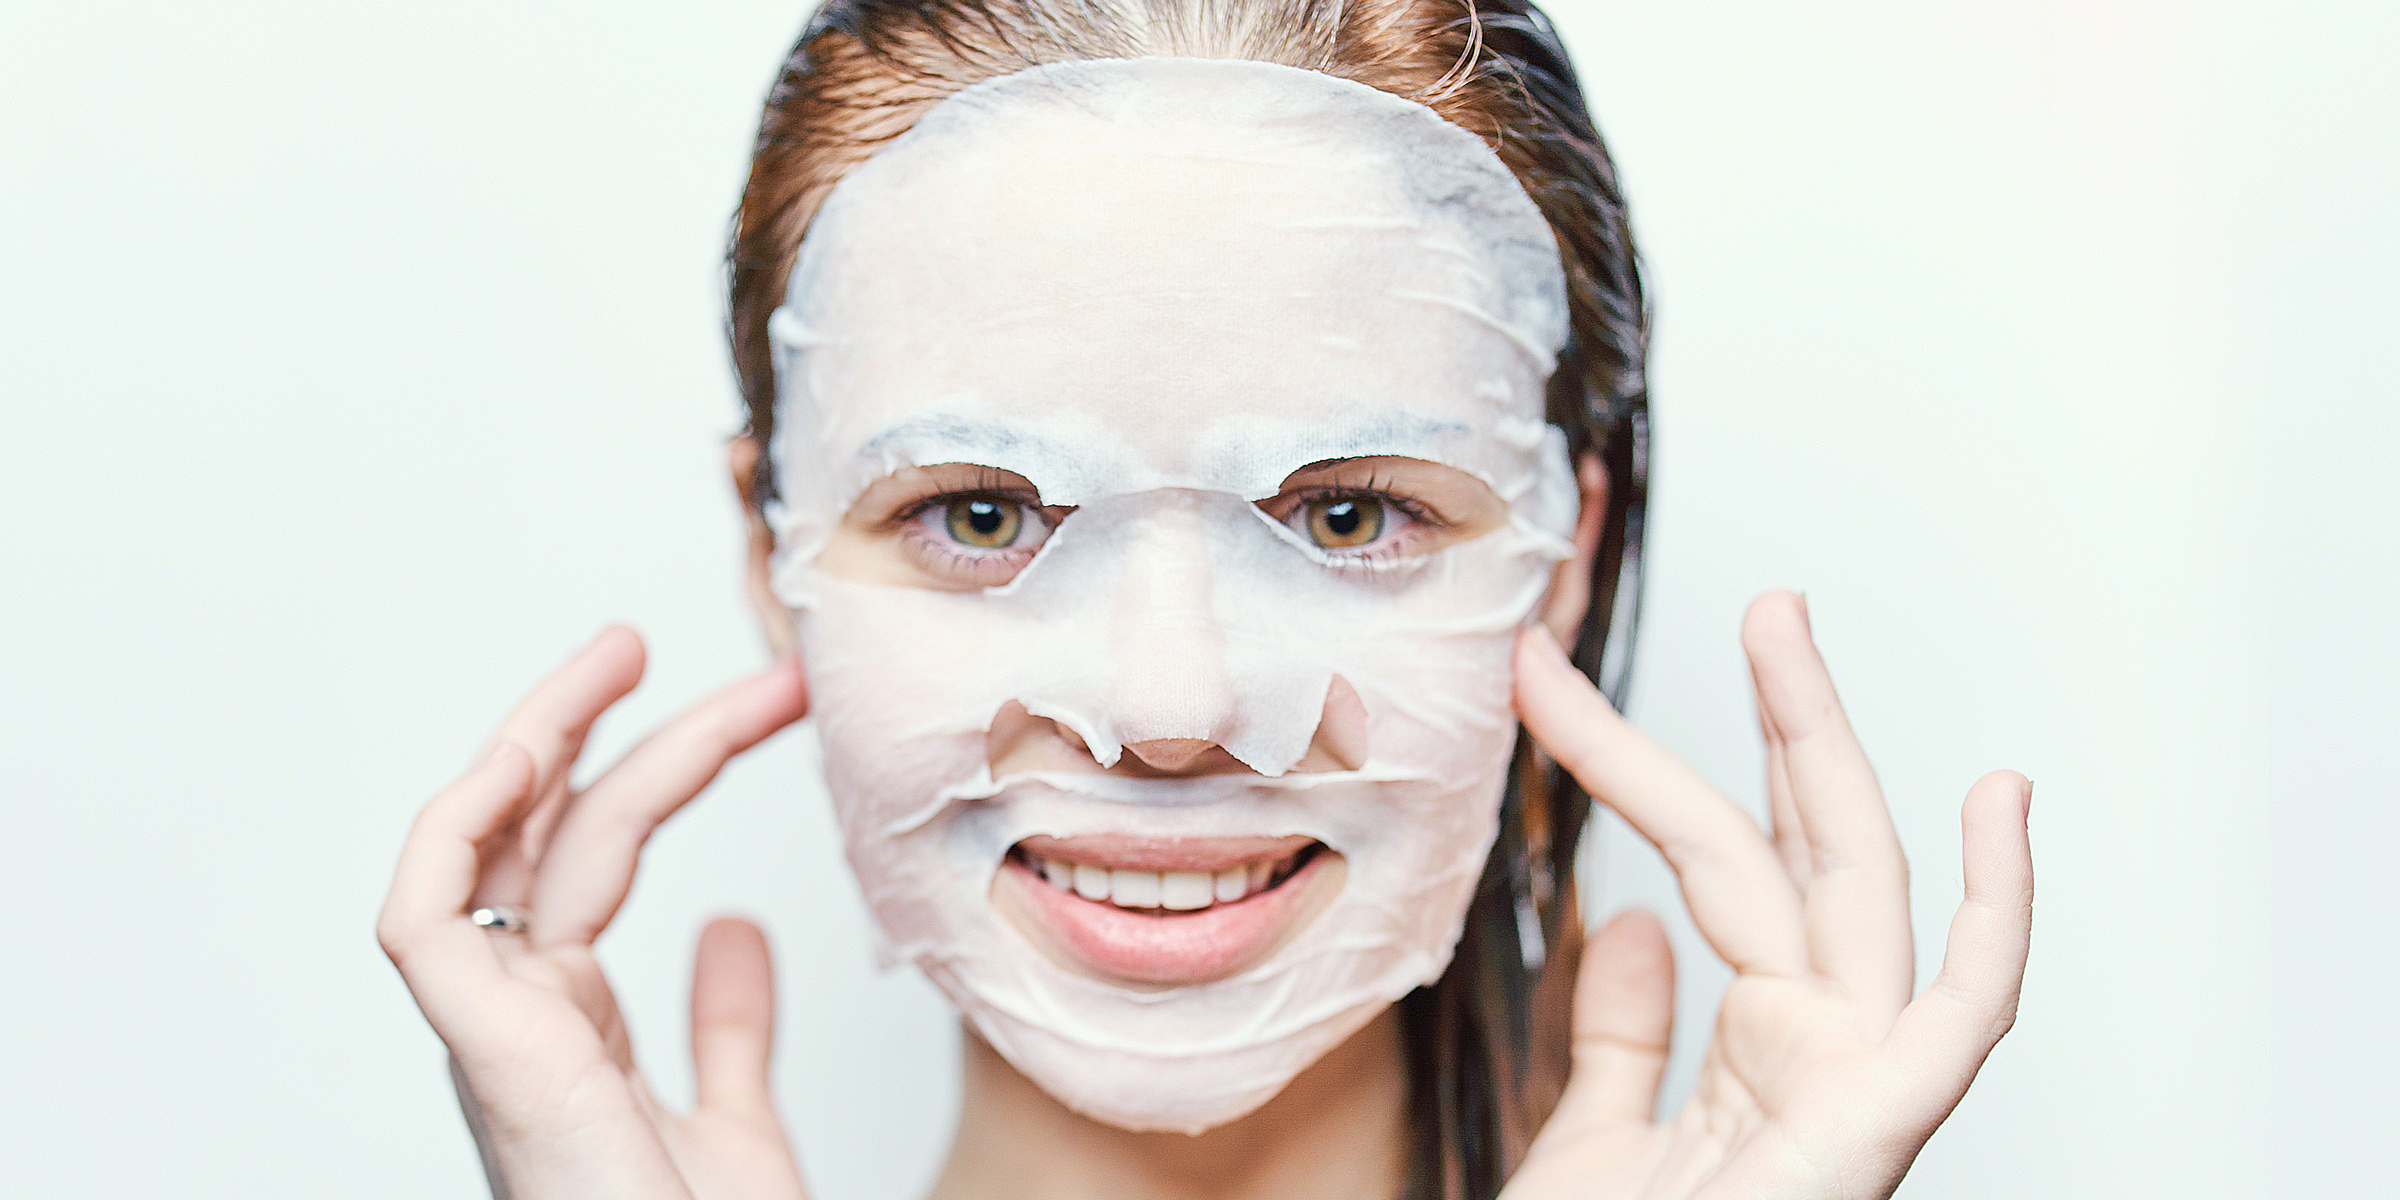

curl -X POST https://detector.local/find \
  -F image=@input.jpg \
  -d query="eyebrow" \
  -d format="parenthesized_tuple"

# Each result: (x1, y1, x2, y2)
(1198, 411, 1471, 470)
(852, 407, 1477, 491)
(855, 413, 1076, 464)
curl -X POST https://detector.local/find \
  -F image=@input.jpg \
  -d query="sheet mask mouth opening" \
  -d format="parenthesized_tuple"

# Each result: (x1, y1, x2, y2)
(1010, 839, 1325, 913)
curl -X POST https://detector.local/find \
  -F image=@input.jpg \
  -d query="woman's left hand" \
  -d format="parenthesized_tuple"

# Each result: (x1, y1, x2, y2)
(1503, 591, 2033, 1200)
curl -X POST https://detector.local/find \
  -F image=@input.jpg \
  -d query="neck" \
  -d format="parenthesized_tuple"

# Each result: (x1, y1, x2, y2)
(926, 1008, 1408, 1200)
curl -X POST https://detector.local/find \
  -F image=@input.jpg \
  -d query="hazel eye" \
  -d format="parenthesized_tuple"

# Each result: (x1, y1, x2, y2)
(1305, 496, 1385, 549)
(944, 496, 1026, 548)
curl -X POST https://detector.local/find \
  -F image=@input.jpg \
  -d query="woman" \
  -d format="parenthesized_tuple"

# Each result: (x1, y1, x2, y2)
(376, 2, 2034, 1198)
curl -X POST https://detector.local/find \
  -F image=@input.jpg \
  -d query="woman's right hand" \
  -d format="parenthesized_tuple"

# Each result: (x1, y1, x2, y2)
(376, 627, 813, 1200)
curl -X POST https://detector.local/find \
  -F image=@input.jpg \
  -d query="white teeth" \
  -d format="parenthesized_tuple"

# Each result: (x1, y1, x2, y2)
(1028, 848, 1306, 911)
(1109, 868, 1161, 908)
(1159, 871, 1213, 910)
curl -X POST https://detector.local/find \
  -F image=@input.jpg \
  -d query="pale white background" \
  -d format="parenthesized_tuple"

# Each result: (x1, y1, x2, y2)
(2, 1, 2391, 1196)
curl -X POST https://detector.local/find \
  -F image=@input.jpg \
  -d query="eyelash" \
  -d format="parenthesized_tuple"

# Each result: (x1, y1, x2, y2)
(1276, 460, 1451, 557)
(882, 470, 1449, 585)
(889, 470, 1025, 526)
(1288, 485, 1441, 527)
(1276, 486, 1441, 561)
(1303, 465, 1443, 515)
(891, 479, 1057, 585)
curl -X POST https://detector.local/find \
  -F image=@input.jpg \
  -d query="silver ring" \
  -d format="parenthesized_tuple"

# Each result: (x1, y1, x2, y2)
(469, 905, 529, 934)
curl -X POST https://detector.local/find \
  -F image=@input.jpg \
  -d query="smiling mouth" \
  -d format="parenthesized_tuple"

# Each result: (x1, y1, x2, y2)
(1012, 840, 1321, 912)
(993, 834, 1340, 986)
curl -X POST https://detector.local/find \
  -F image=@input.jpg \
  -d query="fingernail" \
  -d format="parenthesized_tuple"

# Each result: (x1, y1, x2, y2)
(478, 740, 518, 768)
(2022, 778, 2035, 820)
(1796, 590, 1813, 632)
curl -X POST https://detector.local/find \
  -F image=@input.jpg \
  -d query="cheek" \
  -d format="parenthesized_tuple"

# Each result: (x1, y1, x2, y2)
(1348, 620, 1522, 772)
(795, 585, 999, 830)
(1319, 629, 1520, 907)
(1350, 637, 1520, 831)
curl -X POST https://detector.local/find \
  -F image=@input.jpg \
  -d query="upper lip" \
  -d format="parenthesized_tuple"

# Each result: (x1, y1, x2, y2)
(1013, 833, 1316, 874)
(994, 835, 1343, 985)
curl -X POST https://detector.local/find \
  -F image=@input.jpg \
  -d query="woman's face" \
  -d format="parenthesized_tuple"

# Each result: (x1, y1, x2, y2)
(759, 58, 1579, 1134)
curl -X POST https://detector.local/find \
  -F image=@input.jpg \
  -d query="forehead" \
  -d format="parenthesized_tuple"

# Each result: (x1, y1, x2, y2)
(773, 58, 1568, 505)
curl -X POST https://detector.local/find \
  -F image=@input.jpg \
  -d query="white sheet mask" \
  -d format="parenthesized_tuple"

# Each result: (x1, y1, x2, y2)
(766, 57, 1575, 1133)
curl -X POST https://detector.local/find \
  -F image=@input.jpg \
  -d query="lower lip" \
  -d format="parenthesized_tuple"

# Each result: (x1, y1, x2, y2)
(995, 850, 1332, 987)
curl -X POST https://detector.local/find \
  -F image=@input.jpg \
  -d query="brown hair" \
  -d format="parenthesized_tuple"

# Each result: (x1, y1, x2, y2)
(727, 3, 1648, 1196)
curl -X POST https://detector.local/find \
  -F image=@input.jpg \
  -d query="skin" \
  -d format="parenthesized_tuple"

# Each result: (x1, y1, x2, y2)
(377, 438, 2033, 1200)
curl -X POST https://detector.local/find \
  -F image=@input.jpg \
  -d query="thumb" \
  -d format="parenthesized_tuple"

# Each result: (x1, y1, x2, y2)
(1560, 907, 1677, 1127)
(691, 916, 779, 1117)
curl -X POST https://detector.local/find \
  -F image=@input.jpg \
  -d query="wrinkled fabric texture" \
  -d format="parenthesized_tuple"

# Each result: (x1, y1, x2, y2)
(766, 57, 1574, 1132)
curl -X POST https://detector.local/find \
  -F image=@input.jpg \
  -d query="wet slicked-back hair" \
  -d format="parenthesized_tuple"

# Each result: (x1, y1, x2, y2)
(728, 3, 1648, 1196)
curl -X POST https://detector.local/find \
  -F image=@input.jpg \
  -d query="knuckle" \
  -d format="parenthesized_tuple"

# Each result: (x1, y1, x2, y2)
(374, 914, 416, 963)
(694, 706, 749, 756)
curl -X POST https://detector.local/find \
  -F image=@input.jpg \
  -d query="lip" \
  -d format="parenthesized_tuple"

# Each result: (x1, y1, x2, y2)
(1016, 832, 1312, 872)
(990, 836, 1343, 988)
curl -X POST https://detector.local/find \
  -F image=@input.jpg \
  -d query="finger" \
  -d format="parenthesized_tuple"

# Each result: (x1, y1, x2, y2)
(461, 627, 647, 913)
(376, 743, 537, 987)
(499, 628, 648, 835)
(530, 657, 809, 948)
(1884, 771, 2033, 1087)
(692, 917, 778, 1116)
(485, 624, 648, 774)
(1562, 908, 1676, 1126)
(1760, 693, 1809, 883)
(1514, 628, 1808, 977)
(1743, 591, 1915, 1017)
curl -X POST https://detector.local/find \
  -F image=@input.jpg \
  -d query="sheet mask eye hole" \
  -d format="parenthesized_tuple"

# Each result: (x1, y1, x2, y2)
(1306, 497, 1384, 549)
(946, 497, 1024, 548)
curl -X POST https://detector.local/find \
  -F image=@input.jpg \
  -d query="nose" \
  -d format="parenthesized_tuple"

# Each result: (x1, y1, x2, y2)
(1121, 738, 1219, 771)
(1102, 493, 1241, 755)
(992, 489, 1371, 778)
(1123, 675, 1369, 774)
(1088, 492, 1371, 777)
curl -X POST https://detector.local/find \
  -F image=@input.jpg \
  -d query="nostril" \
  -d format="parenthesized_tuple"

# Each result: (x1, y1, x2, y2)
(987, 700, 1108, 775)
(1312, 675, 1370, 772)
(1122, 738, 1216, 771)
